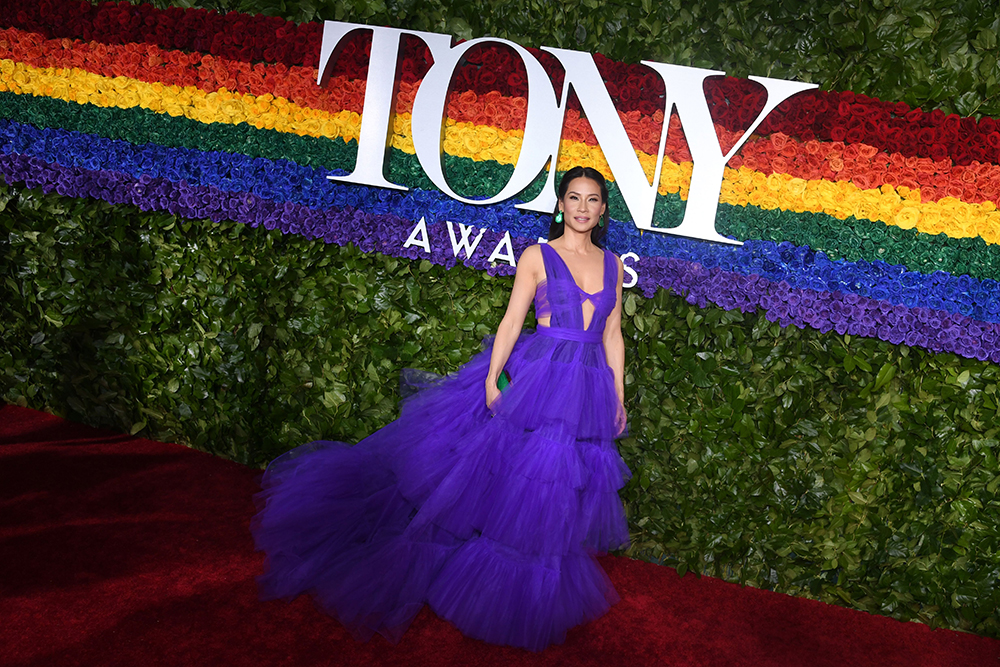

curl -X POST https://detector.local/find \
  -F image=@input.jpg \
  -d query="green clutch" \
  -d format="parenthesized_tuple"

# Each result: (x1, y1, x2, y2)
(496, 369, 512, 392)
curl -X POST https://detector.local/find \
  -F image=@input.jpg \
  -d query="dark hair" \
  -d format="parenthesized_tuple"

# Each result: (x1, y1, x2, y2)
(548, 166, 610, 246)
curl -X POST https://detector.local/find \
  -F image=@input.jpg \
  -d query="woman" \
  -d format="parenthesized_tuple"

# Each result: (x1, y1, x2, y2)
(251, 166, 630, 652)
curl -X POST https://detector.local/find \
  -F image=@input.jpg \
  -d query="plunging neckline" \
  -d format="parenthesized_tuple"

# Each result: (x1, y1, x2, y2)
(544, 244, 608, 297)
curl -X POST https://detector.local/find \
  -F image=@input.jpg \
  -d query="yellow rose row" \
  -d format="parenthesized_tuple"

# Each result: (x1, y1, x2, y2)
(721, 169, 1000, 244)
(2, 58, 998, 245)
(0, 59, 363, 139)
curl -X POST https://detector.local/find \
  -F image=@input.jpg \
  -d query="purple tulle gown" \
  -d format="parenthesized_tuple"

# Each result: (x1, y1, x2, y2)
(250, 243, 632, 651)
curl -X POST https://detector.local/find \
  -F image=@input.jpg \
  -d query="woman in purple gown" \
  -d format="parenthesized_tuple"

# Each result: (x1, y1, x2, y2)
(251, 166, 630, 652)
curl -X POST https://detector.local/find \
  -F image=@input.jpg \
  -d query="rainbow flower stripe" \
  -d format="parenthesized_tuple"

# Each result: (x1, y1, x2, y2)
(1, 1, 999, 362)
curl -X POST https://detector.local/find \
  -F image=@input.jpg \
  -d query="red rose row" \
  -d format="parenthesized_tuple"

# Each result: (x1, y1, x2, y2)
(4, 0, 999, 167)
(1, 0, 322, 66)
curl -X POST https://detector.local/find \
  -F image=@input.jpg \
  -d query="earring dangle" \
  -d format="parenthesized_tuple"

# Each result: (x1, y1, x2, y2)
(555, 211, 564, 224)
(598, 218, 604, 228)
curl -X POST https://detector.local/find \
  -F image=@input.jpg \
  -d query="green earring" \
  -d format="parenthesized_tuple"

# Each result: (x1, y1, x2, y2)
(555, 211, 563, 224)
(598, 218, 604, 228)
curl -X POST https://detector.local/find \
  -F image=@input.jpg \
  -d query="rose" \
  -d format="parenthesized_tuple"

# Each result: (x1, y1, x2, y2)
(505, 70, 525, 91)
(852, 173, 872, 190)
(477, 68, 496, 87)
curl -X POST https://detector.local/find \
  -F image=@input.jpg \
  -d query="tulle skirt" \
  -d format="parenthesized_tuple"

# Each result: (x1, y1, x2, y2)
(250, 328, 631, 651)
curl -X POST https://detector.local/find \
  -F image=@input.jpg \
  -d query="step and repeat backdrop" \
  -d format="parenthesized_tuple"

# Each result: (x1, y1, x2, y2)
(4, 0, 1000, 637)
(2, 1, 998, 362)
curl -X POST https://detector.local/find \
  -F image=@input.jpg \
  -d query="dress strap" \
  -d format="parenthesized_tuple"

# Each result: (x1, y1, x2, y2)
(602, 249, 616, 293)
(536, 325, 603, 344)
(539, 243, 564, 281)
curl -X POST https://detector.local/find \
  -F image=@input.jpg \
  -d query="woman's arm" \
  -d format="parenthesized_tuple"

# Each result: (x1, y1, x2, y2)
(603, 256, 627, 434)
(485, 245, 544, 408)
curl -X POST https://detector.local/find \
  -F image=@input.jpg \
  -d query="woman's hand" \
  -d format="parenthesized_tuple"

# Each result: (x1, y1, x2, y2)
(485, 380, 501, 410)
(615, 401, 627, 436)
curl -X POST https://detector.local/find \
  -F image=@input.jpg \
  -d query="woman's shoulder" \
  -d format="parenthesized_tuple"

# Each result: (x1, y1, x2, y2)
(520, 243, 545, 265)
(514, 244, 545, 281)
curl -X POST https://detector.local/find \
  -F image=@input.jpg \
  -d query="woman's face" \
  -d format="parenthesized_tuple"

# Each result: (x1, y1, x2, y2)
(558, 177, 606, 234)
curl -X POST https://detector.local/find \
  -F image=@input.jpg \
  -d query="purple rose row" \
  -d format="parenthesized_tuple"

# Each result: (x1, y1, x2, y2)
(636, 259, 999, 362)
(2, 150, 997, 362)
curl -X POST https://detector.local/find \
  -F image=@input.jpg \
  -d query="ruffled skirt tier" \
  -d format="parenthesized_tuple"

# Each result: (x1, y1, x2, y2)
(251, 329, 631, 651)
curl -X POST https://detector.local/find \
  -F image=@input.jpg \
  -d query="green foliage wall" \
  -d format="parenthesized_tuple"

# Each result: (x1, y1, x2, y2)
(619, 296, 1000, 634)
(1, 185, 509, 462)
(5, 180, 1000, 635)
(4, 0, 1000, 637)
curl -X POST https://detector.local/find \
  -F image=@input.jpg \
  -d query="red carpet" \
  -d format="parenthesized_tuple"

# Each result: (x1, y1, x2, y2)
(1, 404, 997, 667)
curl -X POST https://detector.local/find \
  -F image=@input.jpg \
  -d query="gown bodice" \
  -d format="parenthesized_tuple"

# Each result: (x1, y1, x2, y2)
(534, 243, 617, 333)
